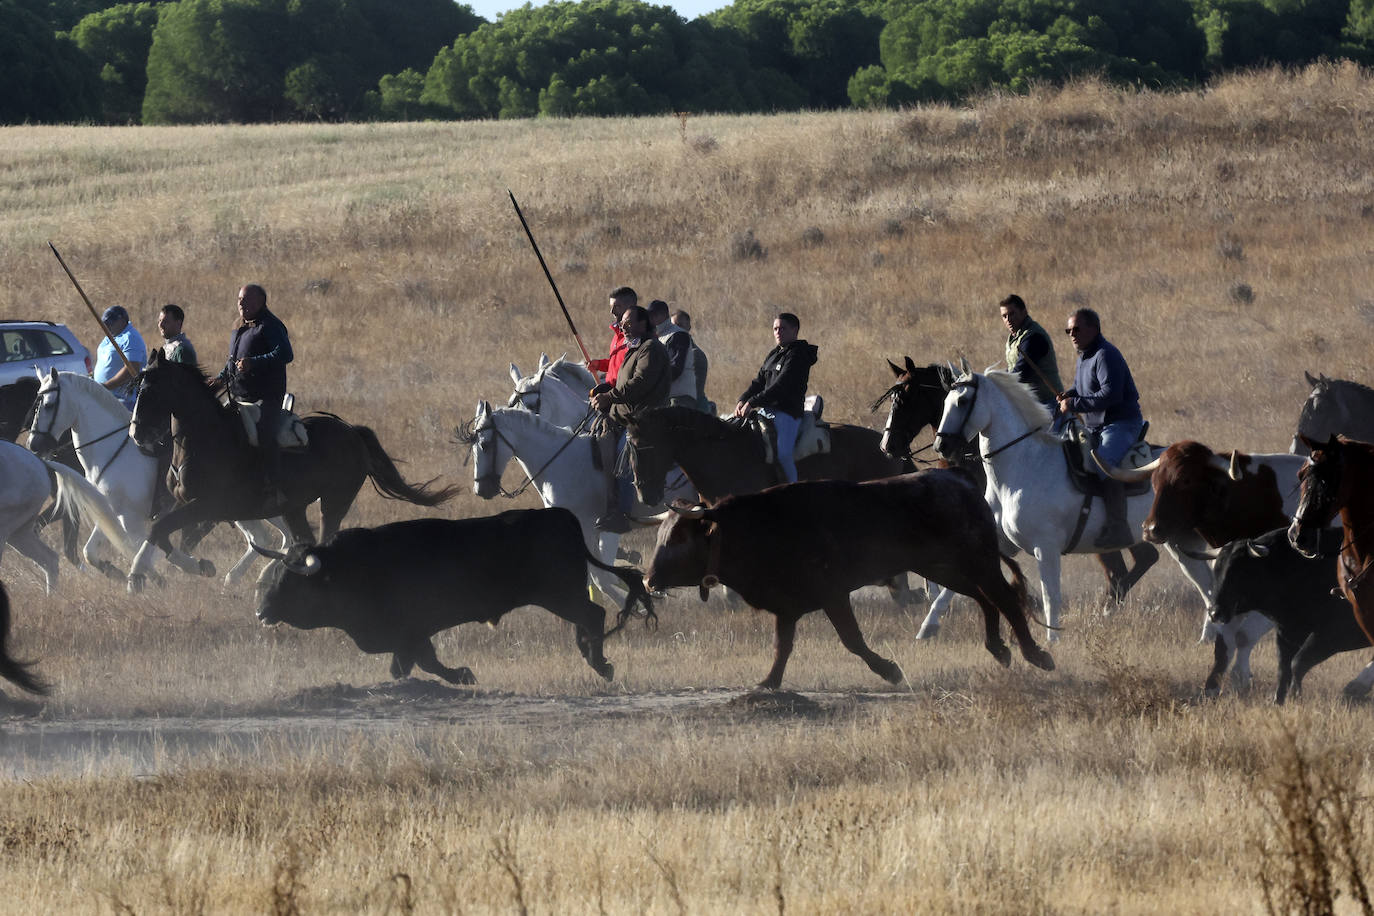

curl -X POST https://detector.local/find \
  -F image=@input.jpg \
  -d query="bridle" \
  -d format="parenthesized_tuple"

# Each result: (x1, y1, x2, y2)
(940, 375, 1045, 462)
(32, 381, 134, 485)
(470, 406, 596, 499)
(872, 378, 944, 462)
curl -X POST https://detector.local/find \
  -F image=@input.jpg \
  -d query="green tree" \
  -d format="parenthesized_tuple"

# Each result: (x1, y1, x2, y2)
(711, 0, 885, 107)
(0, 0, 100, 123)
(68, 2, 161, 123)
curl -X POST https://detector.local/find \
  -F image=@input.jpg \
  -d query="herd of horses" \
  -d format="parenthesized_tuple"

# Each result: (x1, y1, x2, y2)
(3, 351, 1374, 700)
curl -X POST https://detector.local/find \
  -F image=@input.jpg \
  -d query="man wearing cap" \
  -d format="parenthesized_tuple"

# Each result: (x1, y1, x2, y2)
(93, 305, 147, 411)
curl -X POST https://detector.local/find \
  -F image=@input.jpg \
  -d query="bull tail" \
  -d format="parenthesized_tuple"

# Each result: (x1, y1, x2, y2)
(1000, 553, 1059, 632)
(354, 424, 461, 507)
(585, 550, 657, 634)
(0, 582, 49, 696)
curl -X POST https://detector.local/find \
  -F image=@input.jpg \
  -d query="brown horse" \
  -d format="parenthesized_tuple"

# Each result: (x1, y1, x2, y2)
(125, 350, 459, 592)
(0, 581, 46, 696)
(625, 405, 910, 505)
(873, 356, 1159, 605)
(1290, 434, 1374, 644)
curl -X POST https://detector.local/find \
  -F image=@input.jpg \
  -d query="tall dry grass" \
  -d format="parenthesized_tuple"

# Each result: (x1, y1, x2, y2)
(3, 64, 1374, 912)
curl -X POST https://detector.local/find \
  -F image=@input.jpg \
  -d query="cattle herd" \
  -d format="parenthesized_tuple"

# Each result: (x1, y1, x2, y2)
(2, 362, 1373, 705)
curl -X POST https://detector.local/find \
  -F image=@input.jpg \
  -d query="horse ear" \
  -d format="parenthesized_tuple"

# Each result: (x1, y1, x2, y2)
(475, 400, 490, 420)
(537, 353, 550, 371)
(904, 356, 918, 374)
(47, 367, 58, 382)
(1304, 371, 1318, 387)
(959, 357, 971, 375)
(509, 363, 521, 385)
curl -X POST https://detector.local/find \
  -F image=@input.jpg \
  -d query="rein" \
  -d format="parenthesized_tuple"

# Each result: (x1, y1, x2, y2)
(483, 407, 596, 499)
(33, 384, 135, 487)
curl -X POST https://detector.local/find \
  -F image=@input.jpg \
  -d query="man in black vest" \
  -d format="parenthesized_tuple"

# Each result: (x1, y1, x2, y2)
(216, 284, 293, 504)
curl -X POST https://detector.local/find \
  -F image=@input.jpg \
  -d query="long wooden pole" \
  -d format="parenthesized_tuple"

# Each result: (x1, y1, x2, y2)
(48, 241, 136, 377)
(507, 190, 593, 365)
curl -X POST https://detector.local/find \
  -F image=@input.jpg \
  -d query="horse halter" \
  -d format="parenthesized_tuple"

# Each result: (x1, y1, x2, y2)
(938, 375, 1045, 462)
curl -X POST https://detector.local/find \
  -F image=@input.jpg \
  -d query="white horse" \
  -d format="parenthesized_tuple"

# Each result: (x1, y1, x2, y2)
(26, 370, 289, 590)
(508, 354, 699, 506)
(461, 400, 659, 608)
(929, 369, 1223, 644)
(1, 438, 133, 593)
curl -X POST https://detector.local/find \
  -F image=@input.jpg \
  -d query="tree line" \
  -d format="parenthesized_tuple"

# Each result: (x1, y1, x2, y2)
(4, 0, 1372, 124)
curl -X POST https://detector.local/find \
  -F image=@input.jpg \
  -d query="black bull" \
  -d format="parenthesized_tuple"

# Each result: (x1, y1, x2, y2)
(255, 508, 653, 684)
(647, 470, 1056, 688)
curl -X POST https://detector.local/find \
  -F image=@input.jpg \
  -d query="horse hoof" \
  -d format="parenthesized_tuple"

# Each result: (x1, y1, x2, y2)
(595, 661, 614, 681)
(989, 643, 1012, 667)
(198, 559, 217, 577)
(127, 574, 145, 594)
(1025, 646, 1055, 671)
(881, 662, 905, 684)
(915, 623, 940, 640)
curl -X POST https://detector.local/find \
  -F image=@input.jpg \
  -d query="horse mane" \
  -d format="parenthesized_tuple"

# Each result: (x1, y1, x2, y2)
(51, 371, 134, 422)
(637, 405, 744, 441)
(1314, 375, 1374, 398)
(544, 357, 596, 392)
(982, 370, 1053, 430)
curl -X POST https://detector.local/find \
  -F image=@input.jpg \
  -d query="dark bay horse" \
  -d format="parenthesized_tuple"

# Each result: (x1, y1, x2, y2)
(1290, 434, 1374, 645)
(125, 349, 458, 591)
(626, 405, 909, 505)
(873, 356, 1159, 610)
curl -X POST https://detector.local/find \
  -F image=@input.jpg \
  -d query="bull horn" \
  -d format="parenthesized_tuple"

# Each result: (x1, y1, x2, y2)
(250, 542, 321, 576)
(1091, 451, 1161, 482)
(1227, 450, 1247, 481)
(1247, 541, 1270, 558)
(1305, 370, 1318, 387)
(670, 504, 708, 518)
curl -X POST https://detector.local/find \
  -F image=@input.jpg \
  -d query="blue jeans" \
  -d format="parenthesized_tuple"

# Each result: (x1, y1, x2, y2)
(759, 408, 801, 483)
(611, 429, 636, 512)
(1093, 419, 1144, 477)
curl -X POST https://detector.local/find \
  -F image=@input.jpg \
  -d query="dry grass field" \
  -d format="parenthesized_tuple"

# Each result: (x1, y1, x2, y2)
(3, 63, 1374, 912)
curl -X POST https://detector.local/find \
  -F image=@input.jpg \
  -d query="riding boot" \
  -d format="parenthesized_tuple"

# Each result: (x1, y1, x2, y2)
(1095, 479, 1134, 549)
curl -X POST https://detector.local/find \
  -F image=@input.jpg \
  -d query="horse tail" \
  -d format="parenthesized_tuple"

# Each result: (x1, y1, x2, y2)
(353, 425, 461, 507)
(46, 462, 136, 559)
(584, 549, 657, 634)
(0, 582, 49, 696)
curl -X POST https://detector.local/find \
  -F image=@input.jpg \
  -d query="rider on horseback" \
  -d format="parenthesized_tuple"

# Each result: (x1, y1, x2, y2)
(216, 284, 293, 506)
(1000, 294, 1064, 430)
(735, 312, 817, 484)
(1056, 308, 1143, 549)
(590, 304, 670, 533)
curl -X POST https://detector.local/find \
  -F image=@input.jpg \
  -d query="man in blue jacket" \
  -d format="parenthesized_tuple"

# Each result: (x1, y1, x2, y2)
(94, 305, 147, 411)
(1057, 308, 1142, 549)
(217, 284, 293, 503)
(735, 312, 817, 484)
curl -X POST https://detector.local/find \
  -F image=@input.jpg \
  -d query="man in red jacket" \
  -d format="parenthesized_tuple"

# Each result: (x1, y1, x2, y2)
(586, 286, 637, 385)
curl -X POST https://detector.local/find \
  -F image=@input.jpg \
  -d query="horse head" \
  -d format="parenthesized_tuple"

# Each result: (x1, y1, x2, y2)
(875, 357, 951, 460)
(463, 400, 508, 500)
(1289, 434, 1346, 557)
(933, 371, 980, 461)
(26, 368, 68, 457)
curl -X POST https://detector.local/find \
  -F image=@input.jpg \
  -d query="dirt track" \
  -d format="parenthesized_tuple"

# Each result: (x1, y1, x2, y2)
(0, 680, 915, 779)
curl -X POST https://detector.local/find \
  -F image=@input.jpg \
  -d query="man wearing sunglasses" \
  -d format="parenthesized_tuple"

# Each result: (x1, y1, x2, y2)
(1056, 308, 1143, 548)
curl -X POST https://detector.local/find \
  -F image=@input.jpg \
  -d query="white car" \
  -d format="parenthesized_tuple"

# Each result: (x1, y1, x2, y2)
(0, 321, 93, 388)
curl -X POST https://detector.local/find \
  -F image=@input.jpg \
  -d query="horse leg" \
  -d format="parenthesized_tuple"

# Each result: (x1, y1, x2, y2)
(408, 635, 476, 686)
(587, 531, 629, 609)
(969, 587, 1012, 667)
(128, 501, 217, 592)
(282, 505, 316, 546)
(225, 519, 276, 592)
(1273, 631, 1299, 705)
(916, 586, 954, 639)
(1118, 543, 1159, 598)
(82, 526, 122, 581)
(975, 561, 1055, 671)
(8, 527, 60, 595)
(1031, 548, 1064, 644)
(823, 599, 904, 684)
(1095, 552, 1129, 604)
(759, 614, 800, 689)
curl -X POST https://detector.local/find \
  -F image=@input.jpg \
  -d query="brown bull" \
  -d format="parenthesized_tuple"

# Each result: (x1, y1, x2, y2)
(1108, 441, 1302, 547)
(646, 470, 1055, 688)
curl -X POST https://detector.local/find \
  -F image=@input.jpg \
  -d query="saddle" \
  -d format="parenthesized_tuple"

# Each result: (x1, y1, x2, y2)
(752, 395, 830, 477)
(236, 393, 309, 451)
(1061, 420, 1152, 498)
